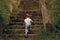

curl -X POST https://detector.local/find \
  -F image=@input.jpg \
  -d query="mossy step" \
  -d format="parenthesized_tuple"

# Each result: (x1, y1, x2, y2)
(8, 29, 37, 31)
(10, 19, 24, 22)
(33, 19, 42, 21)
(16, 16, 41, 18)
(2, 34, 37, 37)
(3, 31, 34, 34)
(9, 21, 43, 25)
(6, 25, 40, 29)
(17, 14, 41, 16)
(10, 18, 42, 22)
(12, 18, 42, 21)
(10, 22, 43, 24)
(9, 22, 24, 25)
(15, 22, 35, 25)
(15, 18, 42, 20)
(16, 17, 42, 20)
(9, 22, 43, 25)
(5, 29, 38, 34)
(10, 19, 24, 21)
(8, 23, 35, 25)
(18, 9, 40, 12)
(0, 37, 31, 40)
(10, 22, 24, 24)
(11, 21, 42, 24)
(7, 26, 34, 29)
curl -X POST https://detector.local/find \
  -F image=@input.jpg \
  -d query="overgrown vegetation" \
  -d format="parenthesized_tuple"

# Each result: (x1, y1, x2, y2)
(0, 0, 10, 24)
(0, 13, 3, 23)
(46, 0, 60, 32)
(0, 0, 60, 40)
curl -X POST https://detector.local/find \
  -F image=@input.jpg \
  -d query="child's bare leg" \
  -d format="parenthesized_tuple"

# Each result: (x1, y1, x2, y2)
(25, 29, 28, 38)
(25, 26, 28, 36)
(25, 29, 28, 35)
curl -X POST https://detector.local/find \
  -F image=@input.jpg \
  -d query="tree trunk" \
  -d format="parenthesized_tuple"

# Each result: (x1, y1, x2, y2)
(40, 0, 50, 32)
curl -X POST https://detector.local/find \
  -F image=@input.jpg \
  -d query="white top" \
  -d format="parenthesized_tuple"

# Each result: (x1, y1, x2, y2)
(24, 18, 32, 26)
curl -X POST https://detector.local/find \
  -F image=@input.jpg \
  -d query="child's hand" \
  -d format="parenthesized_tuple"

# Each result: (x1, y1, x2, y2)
(31, 21, 35, 25)
(30, 20, 33, 23)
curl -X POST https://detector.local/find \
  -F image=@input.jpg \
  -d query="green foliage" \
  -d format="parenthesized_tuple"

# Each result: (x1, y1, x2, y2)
(0, 12, 3, 23)
(0, 0, 9, 13)
(46, 0, 60, 31)
(0, 0, 10, 24)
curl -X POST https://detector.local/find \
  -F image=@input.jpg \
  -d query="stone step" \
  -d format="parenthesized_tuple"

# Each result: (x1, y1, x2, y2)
(18, 18, 42, 21)
(10, 18, 24, 21)
(9, 22, 42, 25)
(10, 22, 24, 24)
(10, 21, 42, 23)
(0, 36, 33, 40)
(8, 29, 37, 31)
(6, 25, 40, 30)
(6, 25, 40, 29)
(33, 19, 42, 21)
(2, 29, 37, 35)
(14, 18, 40, 21)
(10, 21, 24, 23)
(16, 16, 41, 18)
(16, 22, 43, 25)
(9, 21, 43, 25)
(0, 38, 32, 40)
(10, 16, 15, 19)
(5, 29, 37, 34)
(2, 34, 37, 37)
(9, 16, 42, 21)
(9, 22, 43, 25)
(11, 29, 40, 34)
(3, 31, 34, 34)
(5, 30, 34, 34)
(9, 22, 24, 25)
(10, 19, 24, 22)
(35, 23, 43, 25)
(18, 9, 40, 12)
(0, 38, 31, 40)
(6, 26, 34, 29)
(31, 13, 42, 16)
(17, 13, 42, 17)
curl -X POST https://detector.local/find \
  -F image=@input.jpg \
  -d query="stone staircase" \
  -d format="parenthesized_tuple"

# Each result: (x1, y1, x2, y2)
(0, 0, 44, 40)
(0, 11, 43, 40)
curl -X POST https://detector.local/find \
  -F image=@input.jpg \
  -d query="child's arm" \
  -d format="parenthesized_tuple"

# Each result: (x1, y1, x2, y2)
(30, 19, 35, 25)
(30, 20, 33, 23)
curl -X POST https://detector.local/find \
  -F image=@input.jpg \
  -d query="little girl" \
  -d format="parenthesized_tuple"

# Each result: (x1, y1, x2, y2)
(24, 14, 33, 36)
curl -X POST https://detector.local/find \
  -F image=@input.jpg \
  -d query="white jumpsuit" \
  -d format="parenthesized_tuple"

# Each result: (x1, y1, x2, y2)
(24, 18, 32, 35)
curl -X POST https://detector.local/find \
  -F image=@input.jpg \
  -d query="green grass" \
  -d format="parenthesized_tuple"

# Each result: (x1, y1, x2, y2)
(41, 33, 60, 40)
(32, 32, 60, 40)
(32, 25, 60, 40)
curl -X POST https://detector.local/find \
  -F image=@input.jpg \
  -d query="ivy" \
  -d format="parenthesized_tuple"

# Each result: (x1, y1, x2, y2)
(0, 0, 10, 24)
(0, 12, 3, 23)
(46, 0, 60, 32)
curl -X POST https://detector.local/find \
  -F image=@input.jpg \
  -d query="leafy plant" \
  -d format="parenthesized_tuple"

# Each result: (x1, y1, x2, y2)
(46, 0, 60, 32)
(0, 0, 10, 24)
